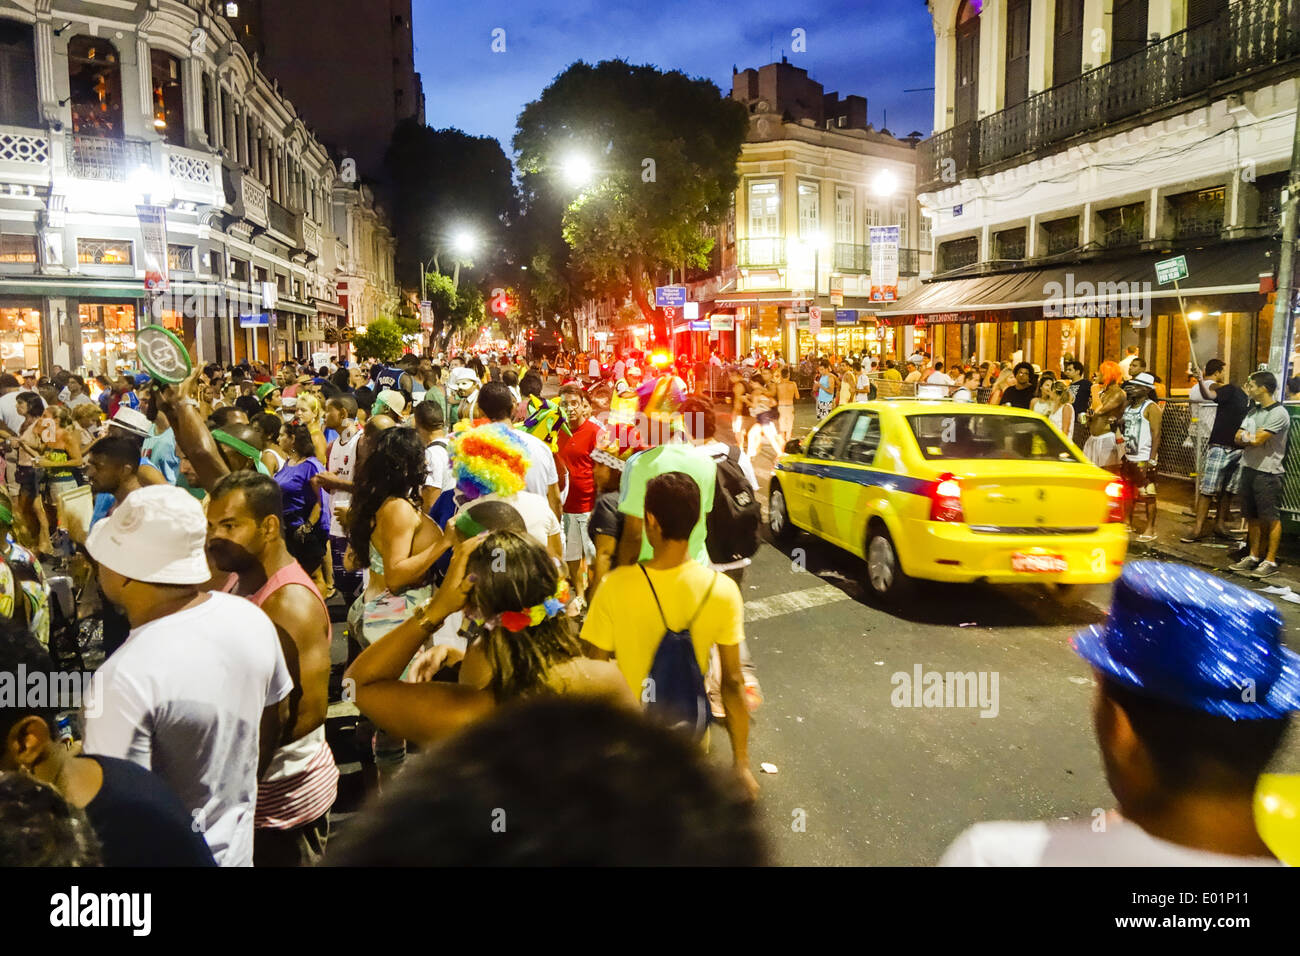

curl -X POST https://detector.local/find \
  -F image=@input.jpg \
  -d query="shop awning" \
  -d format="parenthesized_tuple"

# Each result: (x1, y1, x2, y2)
(0, 278, 145, 298)
(877, 240, 1274, 317)
(313, 299, 346, 317)
(272, 299, 315, 316)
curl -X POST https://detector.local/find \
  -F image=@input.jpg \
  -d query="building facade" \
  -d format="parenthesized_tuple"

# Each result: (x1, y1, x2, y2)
(329, 180, 399, 335)
(906, 0, 1296, 388)
(693, 60, 931, 364)
(227, 0, 425, 183)
(0, 0, 397, 375)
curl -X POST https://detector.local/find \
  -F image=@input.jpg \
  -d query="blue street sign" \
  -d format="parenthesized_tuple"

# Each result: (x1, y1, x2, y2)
(835, 309, 857, 325)
(688, 320, 710, 331)
(239, 312, 270, 328)
(655, 285, 687, 307)
(953, 203, 963, 217)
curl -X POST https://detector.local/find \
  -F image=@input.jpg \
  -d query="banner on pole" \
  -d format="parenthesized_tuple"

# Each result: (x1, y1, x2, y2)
(136, 205, 169, 292)
(869, 225, 900, 302)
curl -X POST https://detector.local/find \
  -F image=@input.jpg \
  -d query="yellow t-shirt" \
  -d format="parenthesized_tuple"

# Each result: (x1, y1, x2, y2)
(581, 560, 744, 696)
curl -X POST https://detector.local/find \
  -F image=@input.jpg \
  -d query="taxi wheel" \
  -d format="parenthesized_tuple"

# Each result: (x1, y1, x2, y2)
(865, 526, 912, 601)
(768, 482, 795, 545)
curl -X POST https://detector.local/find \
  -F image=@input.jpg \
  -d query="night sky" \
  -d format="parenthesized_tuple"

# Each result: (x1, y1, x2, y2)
(412, 0, 937, 154)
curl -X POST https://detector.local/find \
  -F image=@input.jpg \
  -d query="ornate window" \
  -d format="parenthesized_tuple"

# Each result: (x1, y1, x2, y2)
(68, 36, 124, 138)
(151, 49, 185, 146)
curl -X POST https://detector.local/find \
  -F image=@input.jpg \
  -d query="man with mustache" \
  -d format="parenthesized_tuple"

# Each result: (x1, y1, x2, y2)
(207, 470, 336, 866)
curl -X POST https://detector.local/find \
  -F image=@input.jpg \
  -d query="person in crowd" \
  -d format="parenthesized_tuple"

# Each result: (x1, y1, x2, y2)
(81, 485, 292, 866)
(62, 374, 95, 410)
(1118, 345, 1140, 379)
(1082, 361, 1126, 472)
(295, 391, 330, 464)
(29, 403, 84, 525)
(987, 365, 1012, 405)
(773, 365, 799, 447)
(744, 369, 782, 460)
(556, 384, 603, 592)
(941, 562, 1295, 866)
(814, 358, 838, 419)
(1031, 375, 1056, 417)
(1045, 380, 1075, 436)
(1288, 375, 1300, 401)
(271, 423, 329, 584)
(82, 436, 147, 537)
(324, 697, 765, 866)
(998, 362, 1037, 409)
(0, 770, 102, 866)
(12, 392, 48, 552)
(925, 361, 954, 391)
(413, 399, 452, 516)
(476, 382, 562, 519)
(207, 472, 336, 866)
(0, 619, 215, 866)
(1127, 356, 1165, 398)
(450, 423, 563, 558)
(1182, 359, 1249, 544)
(319, 395, 362, 605)
(588, 446, 629, 596)
(1119, 372, 1162, 542)
(1228, 371, 1290, 578)
(584, 471, 756, 800)
(255, 412, 285, 476)
(346, 530, 631, 746)
(1063, 360, 1092, 445)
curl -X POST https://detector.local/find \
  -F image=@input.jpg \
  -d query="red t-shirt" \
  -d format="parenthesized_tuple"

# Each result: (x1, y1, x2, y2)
(557, 418, 603, 514)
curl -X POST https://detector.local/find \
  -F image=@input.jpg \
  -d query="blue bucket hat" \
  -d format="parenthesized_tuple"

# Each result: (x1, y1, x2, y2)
(1073, 561, 1300, 720)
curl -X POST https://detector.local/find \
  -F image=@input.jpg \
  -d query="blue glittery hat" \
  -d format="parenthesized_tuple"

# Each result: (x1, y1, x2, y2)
(1073, 561, 1300, 720)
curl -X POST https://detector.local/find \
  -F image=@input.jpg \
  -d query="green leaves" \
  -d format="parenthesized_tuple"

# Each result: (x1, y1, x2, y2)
(351, 317, 408, 364)
(513, 59, 747, 327)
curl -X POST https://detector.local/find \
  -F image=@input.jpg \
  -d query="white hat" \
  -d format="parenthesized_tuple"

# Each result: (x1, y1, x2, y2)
(86, 485, 210, 585)
(1129, 372, 1157, 389)
(375, 389, 406, 415)
(111, 406, 151, 438)
(448, 367, 479, 393)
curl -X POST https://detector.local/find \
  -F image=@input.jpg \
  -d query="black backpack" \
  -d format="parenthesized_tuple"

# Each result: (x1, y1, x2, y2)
(641, 565, 714, 740)
(706, 445, 761, 564)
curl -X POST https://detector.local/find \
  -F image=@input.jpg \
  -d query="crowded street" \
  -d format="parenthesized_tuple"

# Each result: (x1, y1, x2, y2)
(3, 0, 1300, 930)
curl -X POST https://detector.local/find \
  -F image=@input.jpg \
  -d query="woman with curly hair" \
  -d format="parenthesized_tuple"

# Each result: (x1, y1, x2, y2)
(344, 530, 631, 745)
(347, 426, 446, 647)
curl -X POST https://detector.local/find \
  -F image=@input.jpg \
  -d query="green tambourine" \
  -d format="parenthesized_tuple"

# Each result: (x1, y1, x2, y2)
(136, 325, 193, 384)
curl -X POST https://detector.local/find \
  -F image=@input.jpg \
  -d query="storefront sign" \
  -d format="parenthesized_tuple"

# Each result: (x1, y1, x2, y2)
(688, 320, 710, 331)
(869, 225, 900, 302)
(834, 309, 857, 325)
(136, 205, 169, 292)
(709, 315, 735, 331)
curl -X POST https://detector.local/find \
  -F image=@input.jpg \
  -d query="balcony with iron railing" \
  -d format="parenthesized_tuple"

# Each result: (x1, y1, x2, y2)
(833, 242, 869, 273)
(917, 0, 1300, 191)
(738, 237, 786, 268)
(65, 135, 152, 182)
(1171, 209, 1225, 240)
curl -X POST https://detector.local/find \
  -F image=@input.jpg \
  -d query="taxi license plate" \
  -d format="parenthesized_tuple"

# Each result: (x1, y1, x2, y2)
(1012, 552, 1067, 573)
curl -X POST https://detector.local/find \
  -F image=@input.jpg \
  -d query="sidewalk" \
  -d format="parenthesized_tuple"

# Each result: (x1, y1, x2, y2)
(1133, 479, 1300, 594)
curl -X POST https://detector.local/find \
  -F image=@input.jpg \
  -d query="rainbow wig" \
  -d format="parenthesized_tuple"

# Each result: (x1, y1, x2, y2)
(451, 422, 528, 501)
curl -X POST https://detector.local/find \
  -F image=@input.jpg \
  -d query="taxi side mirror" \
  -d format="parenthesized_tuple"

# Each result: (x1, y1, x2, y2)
(784, 438, 804, 455)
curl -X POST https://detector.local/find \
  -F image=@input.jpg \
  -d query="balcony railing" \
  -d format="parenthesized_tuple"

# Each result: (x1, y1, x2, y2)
(898, 247, 921, 276)
(833, 242, 869, 272)
(738, 237, 785, 268)
(1100, 221, 1145, 248)
(1171, 210, 1225, 240)
(65, 135, 152, 182)
(267, 198, 306, 251)
(917, 0, 1300, 191)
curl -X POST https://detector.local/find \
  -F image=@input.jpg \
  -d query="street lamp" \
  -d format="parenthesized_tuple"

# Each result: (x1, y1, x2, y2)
(449, 229, 478, 289)
(561, 153, 594, 188)
(872, 169, 898, 198)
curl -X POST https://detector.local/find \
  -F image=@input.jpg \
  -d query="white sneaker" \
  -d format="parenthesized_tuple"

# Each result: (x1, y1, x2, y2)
(1229, 555, 1261, 573)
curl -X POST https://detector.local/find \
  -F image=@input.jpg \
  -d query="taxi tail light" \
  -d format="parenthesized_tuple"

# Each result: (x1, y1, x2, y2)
(929, 473, 964, 523)
(1105, 480, 1126, 523)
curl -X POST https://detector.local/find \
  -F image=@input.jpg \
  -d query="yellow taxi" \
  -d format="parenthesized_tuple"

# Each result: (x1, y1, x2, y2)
(768, 400, 1129, 600)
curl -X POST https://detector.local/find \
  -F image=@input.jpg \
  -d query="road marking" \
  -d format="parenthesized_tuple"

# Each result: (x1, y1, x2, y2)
(744, 582, 853, 623)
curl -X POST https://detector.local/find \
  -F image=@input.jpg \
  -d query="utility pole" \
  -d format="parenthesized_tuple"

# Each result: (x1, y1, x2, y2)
(1266, 103, 1300, 393)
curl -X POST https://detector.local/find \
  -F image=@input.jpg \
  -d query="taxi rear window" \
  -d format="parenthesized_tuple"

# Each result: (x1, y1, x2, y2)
(907, 413, 1080, 462)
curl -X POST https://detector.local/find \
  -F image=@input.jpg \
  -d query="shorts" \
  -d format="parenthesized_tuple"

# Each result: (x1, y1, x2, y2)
(778, 406, 794, 435)
(1122, 459, 1156, 497)
(1239, 467, 1282, 523)
(755, 408, 778, 426)
(15, 466, 36, 498)
(1082, 433, 1119, 469)
(1198, 444, 1242, 496)
(816, 400, 833, 420)
(562, 511, 595, 562)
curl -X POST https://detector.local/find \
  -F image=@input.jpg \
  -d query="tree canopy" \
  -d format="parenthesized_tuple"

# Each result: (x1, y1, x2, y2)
(513, 60, 748, 341)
